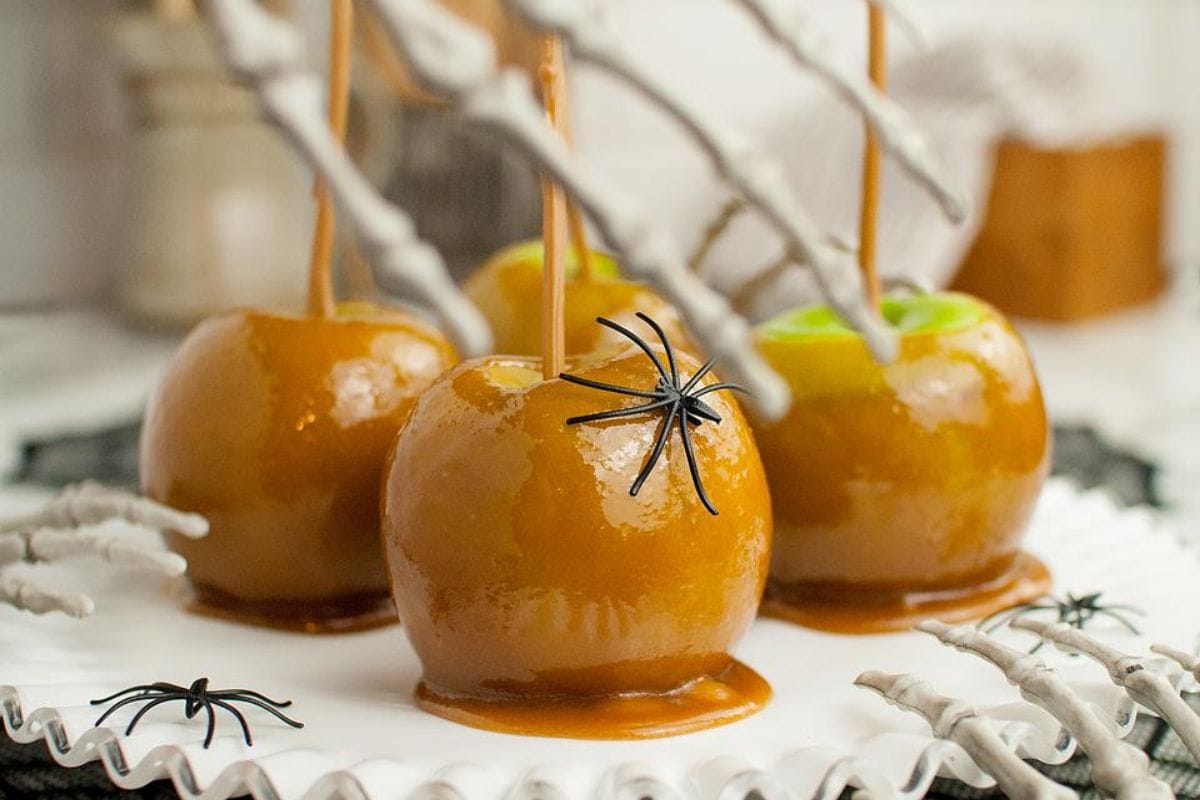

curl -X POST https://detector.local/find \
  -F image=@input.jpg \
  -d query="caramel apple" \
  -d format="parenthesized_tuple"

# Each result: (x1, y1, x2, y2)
(381, 317, 772, 738)
(465, 240, 692, 357)
(753, 292, 1052, 633)
(141, 305, 456, 631)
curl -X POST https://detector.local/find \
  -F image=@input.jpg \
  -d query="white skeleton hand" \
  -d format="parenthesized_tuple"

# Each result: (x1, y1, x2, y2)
(0, 482, 208, 618)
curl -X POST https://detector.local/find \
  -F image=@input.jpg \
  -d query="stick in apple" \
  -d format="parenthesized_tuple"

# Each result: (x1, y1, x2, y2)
(540, 34, 568, 378)
(306, 0, 354, 318)
(203, 0, 492, 357)
(858, 2, 885, 309)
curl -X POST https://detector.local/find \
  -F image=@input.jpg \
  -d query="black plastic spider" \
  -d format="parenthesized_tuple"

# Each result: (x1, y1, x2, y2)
(558, 313, 747, 515)
(980, 592, 1145, 653)
(91, 677, 303, 748)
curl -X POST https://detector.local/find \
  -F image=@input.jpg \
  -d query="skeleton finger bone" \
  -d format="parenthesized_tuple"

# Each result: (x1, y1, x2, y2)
(0, 574, 94, 618)
(1014, 619, 1200, 763)
(23, 527, 189, 576)
(917, 620, 1174, 800)
(0, 534, 25, 567)
(0, 485, 205, 617)
(731, 0, 965, 220)
(0, 483, 208, 540)
(1151, 644, 1200, 684)
(856, 671, 1078, 800)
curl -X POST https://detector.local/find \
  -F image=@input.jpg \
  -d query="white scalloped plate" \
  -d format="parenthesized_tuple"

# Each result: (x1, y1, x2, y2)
(2, 479, 1198, 800)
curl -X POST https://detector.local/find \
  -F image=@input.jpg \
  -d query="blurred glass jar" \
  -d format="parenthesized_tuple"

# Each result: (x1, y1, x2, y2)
(113, 11, 312, 328)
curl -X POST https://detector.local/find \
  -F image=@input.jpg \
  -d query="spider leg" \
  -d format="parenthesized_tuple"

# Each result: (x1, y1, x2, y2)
(209, 698, 254, 747)
(213, 696, 304, 729)
(979, 607, 1023, 634)
(1098, 604, 1146, 616)
(205, 690, 293, 709)
(94, 693, 168, 727)
(558, 373, 659, 399)
(691, 382, 749, 398)
(199, 698, 218, 748)
(91, 684, 177, 706)
(978, 603, 1055, 633)
(630, 404, 680, 497)
(635, 312, 679, 385)
(1094, 608, 1144, 635)
(121, 696, 180, 737)
(678, 413, 718, 515)
(566, 398, 675, 426)
(680, 358, 717, 394)
(595, 317, 671, 382)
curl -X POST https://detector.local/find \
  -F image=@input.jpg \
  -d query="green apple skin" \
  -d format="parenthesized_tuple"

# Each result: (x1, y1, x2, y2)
(464, 240, 693, 358)
(752, 293, 1051, 632)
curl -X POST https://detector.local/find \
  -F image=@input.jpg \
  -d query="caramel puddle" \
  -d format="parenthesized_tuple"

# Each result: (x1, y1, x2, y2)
(187, 585, 399, 634)
(761, 551, 1052, 634)
(416, 658, 771, 739)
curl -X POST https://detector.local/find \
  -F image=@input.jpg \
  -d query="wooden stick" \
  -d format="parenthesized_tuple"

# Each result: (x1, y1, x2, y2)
(858, 3, 886, 309)
(306, 0, 355, 318)
(540, 34, 568, 378)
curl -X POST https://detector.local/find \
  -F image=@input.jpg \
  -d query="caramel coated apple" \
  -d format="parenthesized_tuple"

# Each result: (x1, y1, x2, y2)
(381, 347, 772, 738)
(464, 241, 691, 357)
(141, 306, 456, 632)
(753, 293, 1051, 633)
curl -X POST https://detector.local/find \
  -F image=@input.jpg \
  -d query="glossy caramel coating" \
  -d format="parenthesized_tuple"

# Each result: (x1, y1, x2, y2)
(754, 297, 1050, 632)
(465, 241, 692, 358)
(382, 349, 772, 734)
(141, 306, 456, 631)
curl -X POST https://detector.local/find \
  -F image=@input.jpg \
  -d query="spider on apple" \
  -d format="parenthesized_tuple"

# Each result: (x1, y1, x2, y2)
(559, 313, 747, 516)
